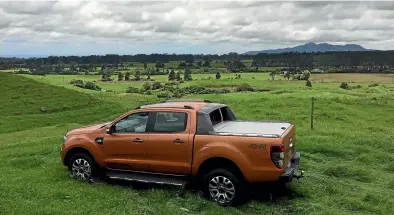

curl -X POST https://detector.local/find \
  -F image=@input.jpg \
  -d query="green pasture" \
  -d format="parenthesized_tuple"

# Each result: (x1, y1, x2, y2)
(0, 72, 393, 214)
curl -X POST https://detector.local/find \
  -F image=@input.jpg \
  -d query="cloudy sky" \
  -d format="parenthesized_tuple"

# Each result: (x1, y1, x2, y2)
(1, 0, 394, 56)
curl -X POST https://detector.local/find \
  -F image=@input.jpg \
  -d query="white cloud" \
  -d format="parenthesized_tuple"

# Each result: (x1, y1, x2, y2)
(1, 0, 394, 53)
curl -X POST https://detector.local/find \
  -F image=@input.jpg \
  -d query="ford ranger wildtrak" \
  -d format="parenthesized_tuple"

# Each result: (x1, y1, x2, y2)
(61, 99, 303, 206)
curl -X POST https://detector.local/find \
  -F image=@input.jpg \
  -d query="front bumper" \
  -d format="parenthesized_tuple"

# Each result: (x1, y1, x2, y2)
(280, 152, 304, 182)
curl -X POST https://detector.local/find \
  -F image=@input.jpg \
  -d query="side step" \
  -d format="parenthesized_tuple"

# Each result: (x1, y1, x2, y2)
(106, 170, 189, 187)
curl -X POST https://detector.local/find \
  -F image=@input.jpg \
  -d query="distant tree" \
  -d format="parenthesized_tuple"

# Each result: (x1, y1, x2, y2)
(155, 61, 165, 68)
(184, 69, 192, 81)
(84, 81, 102, 91)
(152, 81, 163, 90)
(216, 71, 221, 79)
(175, 72, 182, 81)
(227, 59, 245, 73)
(203, 67, 211, 73)
(144, 62, 147, 70)
(69, 61, 78, 72)
(203, 60, 211, 67)
(147, 68, 154, 75)
(269, 70, 279, 80)
(118, 72, 124, 81)
(185, 55, 194, 64)
(251, 60, 259, 68)
(340, 82, 349, 89)
(301, 70, 311, 80)
(101, 68, 112, 81)
(134, 71, 141, 81)
(235, 83, 254, 92)
(125, 72, 131, 81)
(284, 72, 291, 80)
(168, 69, 175, 81)
(142, 82, 151, 91)
(126, 87, 140, 93)
(306, 80, 312, 87)
(187, 62, 194, 68)
(178, 62, 187, 68)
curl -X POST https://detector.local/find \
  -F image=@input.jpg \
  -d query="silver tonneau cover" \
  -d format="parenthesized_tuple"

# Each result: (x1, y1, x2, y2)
(213, 121, 292, 138)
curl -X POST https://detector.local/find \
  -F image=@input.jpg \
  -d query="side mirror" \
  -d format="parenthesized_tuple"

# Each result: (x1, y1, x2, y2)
(106, 126, 113, 134)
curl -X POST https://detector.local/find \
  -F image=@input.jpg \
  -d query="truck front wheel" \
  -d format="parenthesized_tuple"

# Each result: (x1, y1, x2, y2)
(67, 153, 98, 182)
(202, 168, 244, 206)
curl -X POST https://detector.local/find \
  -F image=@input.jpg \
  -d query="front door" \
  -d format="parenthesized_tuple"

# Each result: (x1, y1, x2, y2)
(145, 111, 192, 175)
(103, 111, 151, 171)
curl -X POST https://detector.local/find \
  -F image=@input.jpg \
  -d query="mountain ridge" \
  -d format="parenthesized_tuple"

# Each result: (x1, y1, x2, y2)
(244, 42, 373, 55)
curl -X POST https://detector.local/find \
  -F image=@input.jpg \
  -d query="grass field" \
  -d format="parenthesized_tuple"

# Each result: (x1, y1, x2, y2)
(1, 72, 394, 214)
(310, 73, 394, 83)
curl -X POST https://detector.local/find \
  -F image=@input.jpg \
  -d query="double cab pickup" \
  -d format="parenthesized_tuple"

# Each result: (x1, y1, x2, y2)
(61, 99, 303, 206)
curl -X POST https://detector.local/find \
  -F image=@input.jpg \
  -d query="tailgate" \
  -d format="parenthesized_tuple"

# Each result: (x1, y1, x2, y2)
(282, 124, 295, 167)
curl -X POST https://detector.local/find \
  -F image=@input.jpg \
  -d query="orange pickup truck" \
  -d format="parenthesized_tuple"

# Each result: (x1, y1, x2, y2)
(61, 99, 303, 206)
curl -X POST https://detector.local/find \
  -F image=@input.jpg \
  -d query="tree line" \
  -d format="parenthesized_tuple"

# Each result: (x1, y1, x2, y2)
(1, 51, 394, 73)
(252, 51, 394, 72)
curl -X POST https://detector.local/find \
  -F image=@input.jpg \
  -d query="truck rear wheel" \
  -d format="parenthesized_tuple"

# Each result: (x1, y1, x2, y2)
(67, 153, 98, 182)
(202, 168, 244, 206)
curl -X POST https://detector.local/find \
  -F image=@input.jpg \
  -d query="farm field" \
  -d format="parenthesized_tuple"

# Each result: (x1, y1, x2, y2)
(21, 72, 394, 94)
(310, 73, 394, 83)
(1, 72, 394, 214)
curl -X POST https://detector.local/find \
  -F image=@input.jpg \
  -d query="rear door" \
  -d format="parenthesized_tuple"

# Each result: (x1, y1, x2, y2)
(145, 111, 192, 175)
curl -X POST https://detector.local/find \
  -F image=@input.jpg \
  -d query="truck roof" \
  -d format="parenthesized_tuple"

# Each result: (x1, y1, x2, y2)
(141, 102, 208, 110)
(139, 99, 229, 114)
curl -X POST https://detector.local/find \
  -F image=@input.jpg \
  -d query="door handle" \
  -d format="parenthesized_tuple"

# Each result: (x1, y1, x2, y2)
(173, 139, 184, 144)
(133, 138, 144, 143)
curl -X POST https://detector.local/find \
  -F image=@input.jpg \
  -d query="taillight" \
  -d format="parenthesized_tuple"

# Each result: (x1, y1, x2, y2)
(271, 144, 284, 169)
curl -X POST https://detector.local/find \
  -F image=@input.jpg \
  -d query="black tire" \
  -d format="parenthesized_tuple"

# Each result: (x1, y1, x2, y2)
(67, 153, 98, 182)
(202, 168, 244, 206)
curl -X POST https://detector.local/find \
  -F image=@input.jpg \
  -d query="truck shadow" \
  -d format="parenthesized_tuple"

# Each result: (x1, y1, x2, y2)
(246, 182, 305, 203)
(102, 178, 303, 205)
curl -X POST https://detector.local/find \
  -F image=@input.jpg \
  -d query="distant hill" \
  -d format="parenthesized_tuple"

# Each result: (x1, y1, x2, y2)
(244, 42, 372, 55)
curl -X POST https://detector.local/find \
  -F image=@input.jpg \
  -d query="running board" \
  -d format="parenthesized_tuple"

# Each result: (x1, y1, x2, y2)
(106, 170, 189, 187)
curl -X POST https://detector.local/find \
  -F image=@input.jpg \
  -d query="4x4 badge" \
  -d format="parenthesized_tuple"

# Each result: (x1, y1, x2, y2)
(248, 144, 266, 150)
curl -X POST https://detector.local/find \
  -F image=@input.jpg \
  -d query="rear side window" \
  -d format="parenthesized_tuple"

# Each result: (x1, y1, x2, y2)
(209, 109, 222, 125)
(220, 107, 234, 121)
(209, 106, 237, 126)
(153, 112, 187, 133)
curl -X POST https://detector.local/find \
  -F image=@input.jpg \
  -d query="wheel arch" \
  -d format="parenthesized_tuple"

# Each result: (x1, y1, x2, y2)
(197, 157, 245, 181)
(64, 147, 96, 167)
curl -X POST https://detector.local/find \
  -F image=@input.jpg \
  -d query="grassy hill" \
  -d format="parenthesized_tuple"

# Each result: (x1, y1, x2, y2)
(0, 72, 394, 214)
(0, 73, 125, 133)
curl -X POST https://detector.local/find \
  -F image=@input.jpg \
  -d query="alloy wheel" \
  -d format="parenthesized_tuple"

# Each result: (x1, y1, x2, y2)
(70, 158, 92, 180)
(208, 176, 235, 204)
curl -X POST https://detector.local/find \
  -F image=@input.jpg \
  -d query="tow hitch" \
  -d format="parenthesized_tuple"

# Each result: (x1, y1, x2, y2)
(293, 170, 304, 180)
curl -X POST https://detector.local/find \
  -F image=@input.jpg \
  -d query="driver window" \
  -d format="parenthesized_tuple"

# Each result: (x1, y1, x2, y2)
(114, 112, 149, 133)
